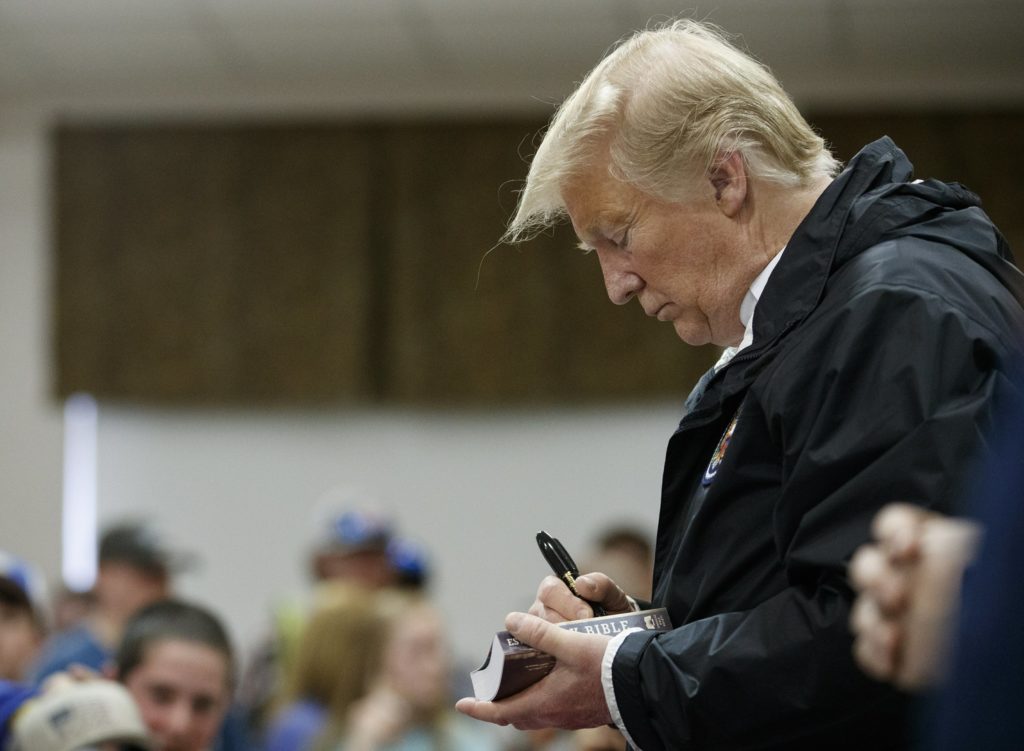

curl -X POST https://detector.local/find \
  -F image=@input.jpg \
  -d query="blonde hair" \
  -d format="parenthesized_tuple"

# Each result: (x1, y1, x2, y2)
(506, 19, 839, 242)
(280, 583, 386, 727)
(295, 587, 452, 751)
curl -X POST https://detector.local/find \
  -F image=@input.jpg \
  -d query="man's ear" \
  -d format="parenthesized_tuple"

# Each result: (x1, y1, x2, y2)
(708, 151, 747, 218)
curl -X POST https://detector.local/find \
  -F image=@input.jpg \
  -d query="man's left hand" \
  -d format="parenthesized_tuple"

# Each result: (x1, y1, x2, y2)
(455, 611, 613, 730)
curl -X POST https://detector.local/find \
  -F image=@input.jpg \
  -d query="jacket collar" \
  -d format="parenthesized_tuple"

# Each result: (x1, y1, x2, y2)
(678, 137, 914, 427)
(751, 137, 911, 348)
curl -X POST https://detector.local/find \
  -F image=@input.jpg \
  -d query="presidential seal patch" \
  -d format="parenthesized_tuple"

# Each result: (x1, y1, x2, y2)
(702, 411, 739, 486)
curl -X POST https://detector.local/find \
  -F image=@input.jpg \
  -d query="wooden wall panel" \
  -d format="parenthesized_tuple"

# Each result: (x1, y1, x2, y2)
(55, 126, 375, 404)
(382, 122, 716, 405)
(54, 113, 1021, 406)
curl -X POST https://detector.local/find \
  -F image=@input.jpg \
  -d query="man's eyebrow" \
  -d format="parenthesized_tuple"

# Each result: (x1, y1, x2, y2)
(576, 215, 626, 251)
(577, 218, 613, 246)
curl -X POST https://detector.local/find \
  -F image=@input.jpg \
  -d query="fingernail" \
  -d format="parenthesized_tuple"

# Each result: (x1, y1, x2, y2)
(505, 612, 523, 632)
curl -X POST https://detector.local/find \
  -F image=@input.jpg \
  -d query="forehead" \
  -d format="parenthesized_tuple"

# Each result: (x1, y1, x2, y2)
(561, 168, 647, 242)
(134, 638, 229, 692)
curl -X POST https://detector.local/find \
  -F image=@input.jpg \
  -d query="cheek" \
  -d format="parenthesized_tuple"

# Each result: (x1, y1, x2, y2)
(194, 715, 222, 745)
(124, 682, 165, 728)
(393, 642, 447, 699)
(0, 628, 31, 654)
(135, 699, 169, 731)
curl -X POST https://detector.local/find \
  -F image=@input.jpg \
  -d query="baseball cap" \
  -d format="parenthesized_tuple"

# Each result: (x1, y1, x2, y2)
(10, 680, 152, 751)
(98, 522, 195, 576)
(0, 550, 49, 625)
(386, 537, 430, 589)
(314, 509, 394, 556)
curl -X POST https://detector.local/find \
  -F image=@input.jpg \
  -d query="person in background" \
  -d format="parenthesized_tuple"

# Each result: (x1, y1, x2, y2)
(240, 508, 430, 741)
(849, 504, 982, 691)
(849, 392, 1024, 749)
(31, 521, 190, 684)
(0, 552, 47, 682)
(582, 525, 654, 604)
(50, 587, 97, 635)
(333, 590, 500, 751)
(262, 583, 384, 751)
(310, 510, 399, 589)
(115, 599, 234, 751)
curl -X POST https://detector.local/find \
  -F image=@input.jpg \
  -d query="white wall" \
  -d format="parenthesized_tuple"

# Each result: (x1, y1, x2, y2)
(0, 104, 681, 670)
(97, 404, 674, 663)
(0, 108, 64, 582)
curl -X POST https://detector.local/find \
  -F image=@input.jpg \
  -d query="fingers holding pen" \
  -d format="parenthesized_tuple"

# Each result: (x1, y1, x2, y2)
(575, 573, 634, 614)
(530, 575, 591, 622)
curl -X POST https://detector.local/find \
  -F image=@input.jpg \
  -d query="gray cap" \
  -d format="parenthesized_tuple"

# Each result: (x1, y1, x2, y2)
(11, 681, 153, 751)
(99, 522, 195, 576)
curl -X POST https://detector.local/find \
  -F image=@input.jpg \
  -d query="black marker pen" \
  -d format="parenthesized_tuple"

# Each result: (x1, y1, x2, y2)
(536, 530, 607, 617)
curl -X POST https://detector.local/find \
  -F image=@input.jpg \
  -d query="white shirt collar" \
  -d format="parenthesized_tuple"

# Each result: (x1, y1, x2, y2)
(714, 247, 786, 371)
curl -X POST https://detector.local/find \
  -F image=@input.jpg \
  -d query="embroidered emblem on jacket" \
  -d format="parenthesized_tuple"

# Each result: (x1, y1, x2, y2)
(702, 412, 739, 486)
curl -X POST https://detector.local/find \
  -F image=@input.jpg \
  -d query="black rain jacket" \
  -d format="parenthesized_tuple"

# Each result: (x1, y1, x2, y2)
(611, 138, 1024, 751)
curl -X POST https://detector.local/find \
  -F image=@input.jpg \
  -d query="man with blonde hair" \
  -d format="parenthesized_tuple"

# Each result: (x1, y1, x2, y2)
(457, 19, 1024, 750)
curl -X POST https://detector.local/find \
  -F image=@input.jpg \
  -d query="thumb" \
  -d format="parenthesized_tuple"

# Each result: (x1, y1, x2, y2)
(505, 612, 573, 658)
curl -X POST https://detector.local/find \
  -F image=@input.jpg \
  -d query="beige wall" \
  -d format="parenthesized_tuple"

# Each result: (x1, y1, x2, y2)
(0, 108, 64, 581)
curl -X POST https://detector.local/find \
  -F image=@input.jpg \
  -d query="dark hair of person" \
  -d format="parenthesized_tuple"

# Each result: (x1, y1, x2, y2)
(117, 599, 235, 688)
(595, 525, 654, 566)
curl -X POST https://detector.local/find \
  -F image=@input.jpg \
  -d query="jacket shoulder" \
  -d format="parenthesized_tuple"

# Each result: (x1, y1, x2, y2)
(824, 237, 1022, 329)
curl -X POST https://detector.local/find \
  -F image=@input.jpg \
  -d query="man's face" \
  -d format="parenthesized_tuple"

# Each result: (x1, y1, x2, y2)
(562, 164, 750, 347)
(121, 639, 230, 751)
(0, 602, 41, 681)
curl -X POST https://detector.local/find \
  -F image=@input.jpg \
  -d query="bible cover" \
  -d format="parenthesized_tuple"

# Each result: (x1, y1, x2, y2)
(470, 607, 671, 701)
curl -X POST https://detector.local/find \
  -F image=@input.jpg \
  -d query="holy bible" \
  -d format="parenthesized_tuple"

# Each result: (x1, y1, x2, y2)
(470, 607, 672, 701)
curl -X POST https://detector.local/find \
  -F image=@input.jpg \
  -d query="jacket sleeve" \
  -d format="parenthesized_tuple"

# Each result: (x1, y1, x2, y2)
(611, 279, 1024, 751)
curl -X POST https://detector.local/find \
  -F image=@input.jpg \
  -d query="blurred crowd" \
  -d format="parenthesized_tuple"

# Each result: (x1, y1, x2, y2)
(0, 511, 654, 751)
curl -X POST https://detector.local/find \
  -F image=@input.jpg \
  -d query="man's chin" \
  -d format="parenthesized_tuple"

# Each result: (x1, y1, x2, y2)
(672, 319, 711, 346)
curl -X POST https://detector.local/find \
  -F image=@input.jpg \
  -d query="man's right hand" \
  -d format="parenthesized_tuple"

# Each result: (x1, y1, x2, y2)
(527, 572, 635, 622)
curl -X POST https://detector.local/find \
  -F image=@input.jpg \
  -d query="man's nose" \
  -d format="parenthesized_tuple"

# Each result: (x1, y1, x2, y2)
(596, 248, 643, 304)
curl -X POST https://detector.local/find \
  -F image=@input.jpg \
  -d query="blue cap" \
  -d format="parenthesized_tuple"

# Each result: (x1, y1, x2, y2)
(387, 537, 430, 588)
(0, 550, 48, 620)
(317, 509, 394, 554)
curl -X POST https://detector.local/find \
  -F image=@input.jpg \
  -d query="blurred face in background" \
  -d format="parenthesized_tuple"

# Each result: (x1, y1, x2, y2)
(96, 562, 170, 622)
(314, 549, 397, 589)
(121, 638, 230, 751)
(381, 603, 448, 713)
(0, 600, 42, 680)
